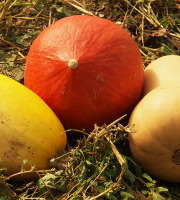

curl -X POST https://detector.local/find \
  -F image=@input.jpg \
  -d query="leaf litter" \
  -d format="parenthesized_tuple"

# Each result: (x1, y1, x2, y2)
(0, 0, 180, 199)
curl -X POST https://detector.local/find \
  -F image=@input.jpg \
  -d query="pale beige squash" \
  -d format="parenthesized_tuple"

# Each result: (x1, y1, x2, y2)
(129, 85, 180, 182)
(142, 55, 180, 97)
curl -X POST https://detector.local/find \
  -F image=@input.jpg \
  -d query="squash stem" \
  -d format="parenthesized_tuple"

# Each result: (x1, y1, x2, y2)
(68, 59, 78, 70)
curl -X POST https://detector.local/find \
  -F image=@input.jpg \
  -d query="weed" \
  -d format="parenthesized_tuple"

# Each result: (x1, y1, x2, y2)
(0, 0, 180, 199)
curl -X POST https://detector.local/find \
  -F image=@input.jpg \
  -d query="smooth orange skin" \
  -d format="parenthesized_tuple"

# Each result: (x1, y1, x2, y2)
(129, 85, 180, 182)
(142, 55, 180, 97)
(25, 15, 144, 132)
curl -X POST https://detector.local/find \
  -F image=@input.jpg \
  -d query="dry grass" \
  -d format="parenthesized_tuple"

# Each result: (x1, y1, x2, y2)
(0, 0, 180, 199)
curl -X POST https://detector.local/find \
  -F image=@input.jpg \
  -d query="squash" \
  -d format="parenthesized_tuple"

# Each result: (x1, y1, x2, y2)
(0, 74, 67, 181)
(142, 55, 180, 97)
(24, 15, 144, 132)
(129, 85, 180, 182)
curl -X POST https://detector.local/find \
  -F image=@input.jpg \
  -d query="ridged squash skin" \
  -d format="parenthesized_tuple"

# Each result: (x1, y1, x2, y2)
(0, 74, 67, 180)
(142, 55, 180, 97)
(24, 15, 144, 132)
(129, 85, 180, 182)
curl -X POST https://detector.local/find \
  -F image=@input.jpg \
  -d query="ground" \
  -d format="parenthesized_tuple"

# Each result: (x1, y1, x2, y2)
(0, 0, 180, 199)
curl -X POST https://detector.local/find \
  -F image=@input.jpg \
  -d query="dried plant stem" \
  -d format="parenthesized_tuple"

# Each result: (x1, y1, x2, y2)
(5, 169, 55, 181)
(70, 0, 86, 8)
(0, 36, 21, 50)
(37, 172, 56, 200)
(106, 135, 125, 166)
(49, 7, 52, 26)
(84, 163, 109, 195)
(64, 0, 95, 16)
(122, 0, 163, 28)
(18, 51, 25, 59)
(88, 136, 126, 200)
(66, 117, 127, 200)
(12, 8, 43, 20)
(69, 169, 103, 200)
(141, 14, 145, 46)
(0, 0, 10, 21)
(89, 167, 125, 200)
(8, 0, 18, 10)
(86, 117, 126, 200)
(92, 115, 127, 145)
(170, 33, 180, 38)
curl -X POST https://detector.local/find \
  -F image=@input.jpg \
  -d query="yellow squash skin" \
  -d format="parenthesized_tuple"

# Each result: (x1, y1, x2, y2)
(142, 55, 180, 97)
(129, 85, 180, 182)
(0, 74, 67, 181)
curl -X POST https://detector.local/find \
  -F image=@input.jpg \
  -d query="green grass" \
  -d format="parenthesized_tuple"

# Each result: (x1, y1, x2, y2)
(1, 117, 180, 199)
(0, 0, 180, 199)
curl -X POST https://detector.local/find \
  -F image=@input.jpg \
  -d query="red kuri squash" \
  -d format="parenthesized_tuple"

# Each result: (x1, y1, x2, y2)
(25, 15, 144, 132)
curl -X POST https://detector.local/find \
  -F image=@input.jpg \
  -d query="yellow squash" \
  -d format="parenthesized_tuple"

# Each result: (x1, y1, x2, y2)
(0, 74, 67, 181)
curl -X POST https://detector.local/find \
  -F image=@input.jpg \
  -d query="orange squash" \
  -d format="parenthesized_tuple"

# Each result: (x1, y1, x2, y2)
(25, 15, 144, 132)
